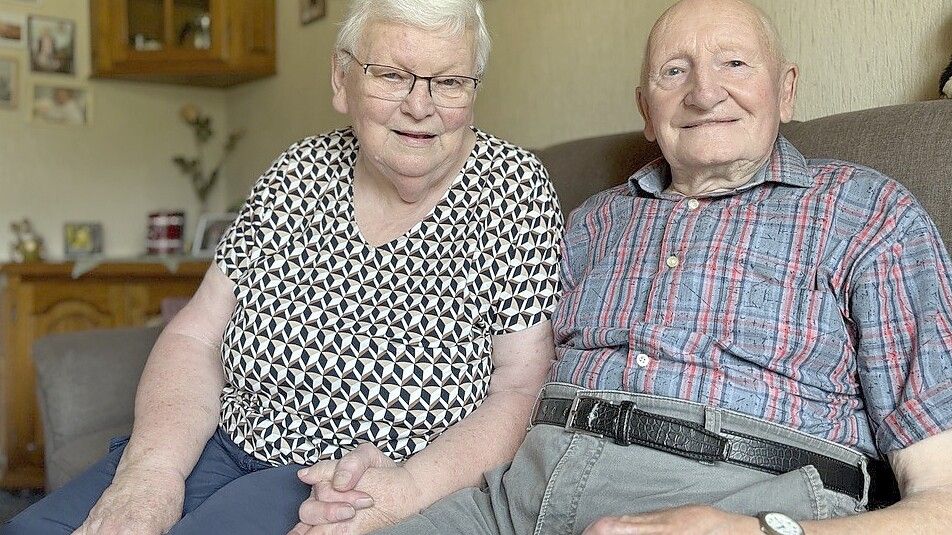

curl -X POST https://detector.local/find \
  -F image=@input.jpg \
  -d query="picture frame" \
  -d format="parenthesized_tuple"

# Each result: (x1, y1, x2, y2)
(0, 12, 26, 49)
(192, 213, 236, 257)
(28, 15, 74, 74)
(0, 56, 16, 109)
(32, 84, 88, 125)
(64, 222, 103, 258)
(300, 0, 326, 25)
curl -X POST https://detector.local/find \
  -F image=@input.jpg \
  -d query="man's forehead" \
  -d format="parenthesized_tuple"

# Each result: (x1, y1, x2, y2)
(648, 11, 769, 61)
(647, 3, 771, 62)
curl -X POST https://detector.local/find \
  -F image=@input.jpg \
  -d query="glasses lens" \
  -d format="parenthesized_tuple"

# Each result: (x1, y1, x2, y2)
(430, 76, 477, 108)
(362, 64, 477, 108)
(364, 65, 413, 101)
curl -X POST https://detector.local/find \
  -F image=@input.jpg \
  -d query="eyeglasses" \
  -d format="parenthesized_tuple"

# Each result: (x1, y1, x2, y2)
(341, 50, 480, 109)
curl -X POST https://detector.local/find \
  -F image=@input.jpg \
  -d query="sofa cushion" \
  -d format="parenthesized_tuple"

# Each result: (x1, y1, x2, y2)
(45, 424, 131, 491)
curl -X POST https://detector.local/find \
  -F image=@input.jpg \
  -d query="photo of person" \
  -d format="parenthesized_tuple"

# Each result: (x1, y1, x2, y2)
(0, 57, 16, 109)
(192, 213, 237, 256)
(0, 12, 26, 48)
(28, 15, 74, 74)
(32, 85, 87, 125)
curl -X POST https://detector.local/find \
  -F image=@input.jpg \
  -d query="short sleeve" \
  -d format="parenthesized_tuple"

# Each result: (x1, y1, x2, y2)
(487, 155, 564, 334)
(215, 151, 287, 284)
(850, 208, 952, 454)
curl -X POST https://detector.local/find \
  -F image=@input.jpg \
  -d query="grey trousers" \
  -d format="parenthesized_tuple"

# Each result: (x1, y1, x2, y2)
(376, 383, 866, 535)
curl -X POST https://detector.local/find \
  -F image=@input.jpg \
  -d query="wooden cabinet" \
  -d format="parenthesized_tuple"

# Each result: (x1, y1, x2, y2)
(90, 0, 275, 87)
(0, 261, 208, 489)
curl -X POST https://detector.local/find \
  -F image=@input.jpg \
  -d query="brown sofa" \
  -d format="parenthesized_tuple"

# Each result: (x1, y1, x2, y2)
(31, 99, 952, 491)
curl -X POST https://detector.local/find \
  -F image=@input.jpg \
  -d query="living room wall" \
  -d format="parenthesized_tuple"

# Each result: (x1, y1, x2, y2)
(222, 0, 952, 205)
(0, 0, 229, 262)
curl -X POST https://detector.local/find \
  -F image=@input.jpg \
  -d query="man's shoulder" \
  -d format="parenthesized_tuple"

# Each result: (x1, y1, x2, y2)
(805, 157, 920, 208)
(565, 183, 632, 226)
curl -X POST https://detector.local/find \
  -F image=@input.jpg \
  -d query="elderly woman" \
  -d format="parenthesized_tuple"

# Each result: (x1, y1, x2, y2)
(4, 1, 561, 534)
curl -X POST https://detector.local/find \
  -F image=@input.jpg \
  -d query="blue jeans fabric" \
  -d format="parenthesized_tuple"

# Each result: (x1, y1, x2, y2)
(2, 428, 311, 534)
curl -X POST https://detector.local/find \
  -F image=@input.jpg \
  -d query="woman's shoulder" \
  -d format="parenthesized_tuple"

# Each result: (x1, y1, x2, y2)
(472, 128, 543, 166)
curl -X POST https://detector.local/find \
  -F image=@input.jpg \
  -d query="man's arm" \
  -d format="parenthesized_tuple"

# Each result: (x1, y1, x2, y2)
(582, 428, 952, 535)
(292, 320, 556, 533)
(75, 265, 236, 535)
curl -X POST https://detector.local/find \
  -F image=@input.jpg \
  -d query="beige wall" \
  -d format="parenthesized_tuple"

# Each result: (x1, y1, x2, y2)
(0, 0, 229, 262)
(2, 1, 950, 262)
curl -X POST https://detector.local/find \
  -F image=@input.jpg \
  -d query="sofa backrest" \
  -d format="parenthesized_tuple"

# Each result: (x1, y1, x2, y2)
(537, 99, 952, 247)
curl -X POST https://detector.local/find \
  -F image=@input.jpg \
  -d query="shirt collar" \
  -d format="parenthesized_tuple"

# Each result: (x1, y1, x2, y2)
(629, 134, 813, 199)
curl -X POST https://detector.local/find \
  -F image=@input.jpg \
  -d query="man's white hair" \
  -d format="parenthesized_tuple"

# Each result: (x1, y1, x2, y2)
(335, 0, 491, 77)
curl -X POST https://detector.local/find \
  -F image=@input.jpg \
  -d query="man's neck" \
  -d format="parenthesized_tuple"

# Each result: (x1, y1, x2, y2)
(666, 158, 768, 197)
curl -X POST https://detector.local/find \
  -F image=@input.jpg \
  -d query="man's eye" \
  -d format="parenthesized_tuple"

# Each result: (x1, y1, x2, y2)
(435, 77, 463, 88)
(376, 70, 409, 81)
(727, 60, 747, 68)
(664, 67, 684, 76)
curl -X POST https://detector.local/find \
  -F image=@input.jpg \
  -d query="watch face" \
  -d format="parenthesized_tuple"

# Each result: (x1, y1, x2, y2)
(763, 512, 804, 535)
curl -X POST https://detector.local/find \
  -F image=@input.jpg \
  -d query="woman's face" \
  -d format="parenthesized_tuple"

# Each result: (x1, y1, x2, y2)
(332, 22, 477, 195)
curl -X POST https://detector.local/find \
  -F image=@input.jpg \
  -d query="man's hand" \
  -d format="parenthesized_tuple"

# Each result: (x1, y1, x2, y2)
(287, 444, 424, 535)
(73, 465, 185, 535)
(582, 505, 759, 535)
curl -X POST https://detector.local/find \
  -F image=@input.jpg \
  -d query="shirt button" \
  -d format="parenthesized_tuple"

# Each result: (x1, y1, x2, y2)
(636, 353, 650, 367)
(687, 198, 700, 210)
(665, 255, 679, 268)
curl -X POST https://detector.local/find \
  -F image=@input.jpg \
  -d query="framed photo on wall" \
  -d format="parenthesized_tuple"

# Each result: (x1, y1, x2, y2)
(0, 56, 16, 109)
(0, 12, 26, 48)
(192, 213, 236, 257)
(28, 15, 74, 74)
(300, 0, 326, 25)
(64, 222, 104, 258)
(32, 84, 88, 125)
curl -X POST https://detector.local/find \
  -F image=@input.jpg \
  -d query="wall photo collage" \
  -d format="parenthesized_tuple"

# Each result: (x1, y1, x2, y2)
(0, 1, 88, 126)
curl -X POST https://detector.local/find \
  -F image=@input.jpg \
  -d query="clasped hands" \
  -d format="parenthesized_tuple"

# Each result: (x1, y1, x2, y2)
(287, 443, 425, 535)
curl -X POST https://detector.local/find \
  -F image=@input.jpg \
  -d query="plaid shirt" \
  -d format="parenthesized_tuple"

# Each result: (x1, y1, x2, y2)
(550, 135, 952, 457)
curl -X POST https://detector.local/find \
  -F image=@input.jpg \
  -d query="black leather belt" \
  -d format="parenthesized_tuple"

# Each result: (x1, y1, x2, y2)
(532, 396, 900, 509)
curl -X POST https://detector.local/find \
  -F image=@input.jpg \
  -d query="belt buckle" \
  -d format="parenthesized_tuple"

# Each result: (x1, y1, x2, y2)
(565, 395, 604, 439)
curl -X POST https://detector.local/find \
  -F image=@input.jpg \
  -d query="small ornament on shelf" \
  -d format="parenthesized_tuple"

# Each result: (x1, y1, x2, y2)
(10, 218, 45, 262)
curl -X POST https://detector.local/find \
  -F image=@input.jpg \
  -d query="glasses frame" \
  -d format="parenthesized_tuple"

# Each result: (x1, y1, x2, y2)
(340, 50, 481, 108)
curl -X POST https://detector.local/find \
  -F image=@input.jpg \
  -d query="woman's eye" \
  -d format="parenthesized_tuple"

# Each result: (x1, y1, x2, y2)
(664, 67, 684, 76)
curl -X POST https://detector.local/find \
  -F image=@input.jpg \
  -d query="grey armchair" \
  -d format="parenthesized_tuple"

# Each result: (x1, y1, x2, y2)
(33, 325, 161, 490)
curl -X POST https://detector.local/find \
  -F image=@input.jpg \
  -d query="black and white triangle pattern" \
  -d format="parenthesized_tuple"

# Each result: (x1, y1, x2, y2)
(215, 128, 563, 466)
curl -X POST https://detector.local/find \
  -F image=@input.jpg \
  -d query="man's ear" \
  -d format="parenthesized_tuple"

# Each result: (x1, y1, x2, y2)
(778, 63, 798, 123)
(636, 87, 657, 142)
(331, 52, 349, 115)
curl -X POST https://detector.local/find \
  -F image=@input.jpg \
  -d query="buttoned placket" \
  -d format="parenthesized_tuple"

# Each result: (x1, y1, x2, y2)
(637, 195, 705, 371)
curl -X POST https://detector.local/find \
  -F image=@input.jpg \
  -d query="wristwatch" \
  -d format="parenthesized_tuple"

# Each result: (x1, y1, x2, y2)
(756, 512, 804, 535)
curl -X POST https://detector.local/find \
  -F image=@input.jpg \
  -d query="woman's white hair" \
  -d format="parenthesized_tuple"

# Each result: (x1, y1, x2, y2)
(335, 0, 490, 77)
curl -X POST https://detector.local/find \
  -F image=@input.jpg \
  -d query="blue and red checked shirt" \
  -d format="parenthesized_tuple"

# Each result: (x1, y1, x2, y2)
(550, 135, 952, 457)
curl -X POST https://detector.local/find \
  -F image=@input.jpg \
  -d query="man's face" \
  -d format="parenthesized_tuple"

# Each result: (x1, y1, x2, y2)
(637, 1, 797, 179)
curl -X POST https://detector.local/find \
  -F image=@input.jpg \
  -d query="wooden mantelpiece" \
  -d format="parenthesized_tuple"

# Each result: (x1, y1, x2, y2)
(0, 260, 209, 489)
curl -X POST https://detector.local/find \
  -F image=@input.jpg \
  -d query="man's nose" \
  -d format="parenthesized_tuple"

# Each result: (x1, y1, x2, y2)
(401, 77, 436, 119)
(684, 67, 728, 110)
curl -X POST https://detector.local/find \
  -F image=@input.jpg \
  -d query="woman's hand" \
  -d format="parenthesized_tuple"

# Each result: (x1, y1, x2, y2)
(287, 444, 424, 535)
(72, 464, 185, 535)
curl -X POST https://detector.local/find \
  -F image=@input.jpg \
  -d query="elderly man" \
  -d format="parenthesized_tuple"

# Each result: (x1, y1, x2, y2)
(294, 0, 952, 533)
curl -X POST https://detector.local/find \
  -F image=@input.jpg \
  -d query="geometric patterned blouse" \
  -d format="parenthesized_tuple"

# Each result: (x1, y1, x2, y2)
(215, 128, 563, 466)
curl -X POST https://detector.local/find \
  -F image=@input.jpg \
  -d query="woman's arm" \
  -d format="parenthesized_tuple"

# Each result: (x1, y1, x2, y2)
(75, 265, 236, 535)
(291, 320, 556, 533)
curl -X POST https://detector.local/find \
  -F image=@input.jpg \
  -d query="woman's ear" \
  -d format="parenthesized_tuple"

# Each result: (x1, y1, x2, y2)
(331, 52, 349, 114)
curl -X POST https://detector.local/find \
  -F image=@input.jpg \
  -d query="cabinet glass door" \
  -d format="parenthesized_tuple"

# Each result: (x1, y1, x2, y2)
(127, 0, 165, 51)
(172, 0, 212, 50)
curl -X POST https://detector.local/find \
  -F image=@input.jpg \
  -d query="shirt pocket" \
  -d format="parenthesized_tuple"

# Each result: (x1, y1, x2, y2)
(720, 246, 849, 388)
